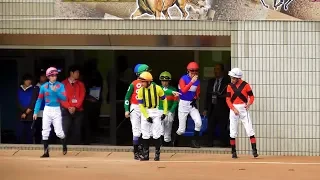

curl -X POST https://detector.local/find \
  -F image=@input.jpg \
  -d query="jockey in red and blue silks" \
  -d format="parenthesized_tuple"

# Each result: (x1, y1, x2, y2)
(33, 67, 67, 158)
(172, 62, 202, 148)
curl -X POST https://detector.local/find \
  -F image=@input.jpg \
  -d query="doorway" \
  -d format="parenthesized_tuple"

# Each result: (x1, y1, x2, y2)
(114, 50, 194, 145)
(0, 60, 18, 143)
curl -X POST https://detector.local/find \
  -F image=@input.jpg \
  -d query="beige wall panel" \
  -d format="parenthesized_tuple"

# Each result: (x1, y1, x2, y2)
(232, 21, 320, 156)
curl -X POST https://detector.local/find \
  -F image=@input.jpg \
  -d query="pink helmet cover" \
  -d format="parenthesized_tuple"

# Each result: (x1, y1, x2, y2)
(46, 67, 58, 77)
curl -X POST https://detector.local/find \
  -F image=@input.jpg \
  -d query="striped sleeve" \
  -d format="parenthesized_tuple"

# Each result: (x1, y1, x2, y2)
(158, 86, 167, 115)
(137, 88, 149, 118)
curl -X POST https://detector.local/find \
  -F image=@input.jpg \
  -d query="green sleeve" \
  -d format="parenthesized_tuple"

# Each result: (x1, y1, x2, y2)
(124, 83, 134, 112)
(169, 87, 179, 113)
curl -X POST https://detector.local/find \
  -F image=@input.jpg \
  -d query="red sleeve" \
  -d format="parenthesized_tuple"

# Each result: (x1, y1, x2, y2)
(195, 85, 200, 99)
(75, 82, 86, 109)
(60, 80, 71, 109)
(179, 78, 193, 93)
(226, 85, 235, 111)
(246, 84, 254, 105)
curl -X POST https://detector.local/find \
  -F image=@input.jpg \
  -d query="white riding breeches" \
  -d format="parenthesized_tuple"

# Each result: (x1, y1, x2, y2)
(159, 110, 174, 142)
(42, 106, 65, 140)
(141, 108, 162, 140)
(176, 100, 202, 135)
(130, 104, 141, 137)
(229, 104, 255, 138)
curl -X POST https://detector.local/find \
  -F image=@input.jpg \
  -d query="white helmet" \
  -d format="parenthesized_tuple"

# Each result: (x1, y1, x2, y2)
(228, 68, 243, 78)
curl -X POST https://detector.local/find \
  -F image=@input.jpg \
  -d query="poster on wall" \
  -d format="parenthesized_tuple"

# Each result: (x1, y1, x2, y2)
(55, 0, 320, 20)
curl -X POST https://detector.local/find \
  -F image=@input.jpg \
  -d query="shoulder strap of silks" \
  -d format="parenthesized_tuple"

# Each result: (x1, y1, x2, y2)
(230, 81, 248, 103)
(142, 88, 147, 107)
(153, 84, 157, 108)
(147, 88, 152, 108)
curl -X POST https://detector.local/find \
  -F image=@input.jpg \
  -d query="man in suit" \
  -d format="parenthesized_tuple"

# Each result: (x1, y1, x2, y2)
(203, 64, 230, 147)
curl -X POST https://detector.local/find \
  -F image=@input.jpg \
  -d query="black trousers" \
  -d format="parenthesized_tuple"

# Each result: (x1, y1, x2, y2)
(207, 106, 230, 147)
(83, 100, 101, 144)
(62, 109, 84, 145)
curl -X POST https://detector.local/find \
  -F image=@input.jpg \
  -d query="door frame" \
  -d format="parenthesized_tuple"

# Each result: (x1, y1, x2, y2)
(0, 45, 231, 51)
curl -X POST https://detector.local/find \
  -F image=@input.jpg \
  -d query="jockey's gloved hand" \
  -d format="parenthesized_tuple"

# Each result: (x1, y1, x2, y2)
(160, 114, 166, 121)
(147, 117, 153, 123)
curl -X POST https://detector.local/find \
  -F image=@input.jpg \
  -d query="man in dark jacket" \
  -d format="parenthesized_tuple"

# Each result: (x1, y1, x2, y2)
(17, 74, 38, 144)
(203, 64, 230, 147)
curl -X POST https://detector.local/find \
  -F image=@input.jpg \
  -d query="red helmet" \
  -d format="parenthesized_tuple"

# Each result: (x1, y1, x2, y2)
(187, 62, 199, 70)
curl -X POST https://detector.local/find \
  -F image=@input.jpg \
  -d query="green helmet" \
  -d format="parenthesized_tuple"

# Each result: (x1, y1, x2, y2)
(136, 64, 150, 75)
(159, 71, 172, 81)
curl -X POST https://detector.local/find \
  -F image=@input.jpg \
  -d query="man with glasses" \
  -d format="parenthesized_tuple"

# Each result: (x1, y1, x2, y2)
(172, 62, 202, 148)
(158, 71, 179, 146)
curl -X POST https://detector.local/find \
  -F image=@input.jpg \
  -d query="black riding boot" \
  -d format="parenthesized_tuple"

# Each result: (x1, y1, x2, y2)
(191, 131, 200, 148)
(172, 133, 180, 147)
(140, 139, 150, 161)
(160, 135, 164, 147)
(250, 136, 259, 158)
(133, 144, 140, 160)
(40, 140, 49, 158)
(230, 138, 238, 158)
(154, 138, 161, 161)
(252, 144, 259, 158)
(61, 138, 67, 155)
(138, 135, 144, 157)
(162, 141, 170, 147)
(251, 143, 259, 158)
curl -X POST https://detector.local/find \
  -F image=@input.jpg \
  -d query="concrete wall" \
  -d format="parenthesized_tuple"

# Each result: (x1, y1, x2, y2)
(232, 21, 320, 156)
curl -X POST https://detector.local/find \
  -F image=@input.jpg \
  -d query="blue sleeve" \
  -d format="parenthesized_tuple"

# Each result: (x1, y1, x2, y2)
(34, 86, 44, 115)
(56, 83, 67, 101)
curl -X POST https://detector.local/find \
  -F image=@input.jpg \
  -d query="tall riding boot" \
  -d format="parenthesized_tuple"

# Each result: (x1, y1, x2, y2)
(133, 144, 140, 160)
(160, 135, 164, 147)
(191, 131, 201, 148)
(163, 141, 170, 147)
(154, 138, 161, 161)
(140, 139, 150, 161)
(250, 136, 259, 158)
(172, 133, 180, 147)
(230, 138, 238, 158)
(138, 135, 143, 157)
(61, 138, 67, 155)
(40, 140, 49, 158)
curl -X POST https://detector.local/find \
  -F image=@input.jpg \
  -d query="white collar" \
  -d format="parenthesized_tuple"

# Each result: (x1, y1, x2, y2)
(20, 85, 33, 91)
(68, 78, 76, 84)
(49, 81, 56, 85)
